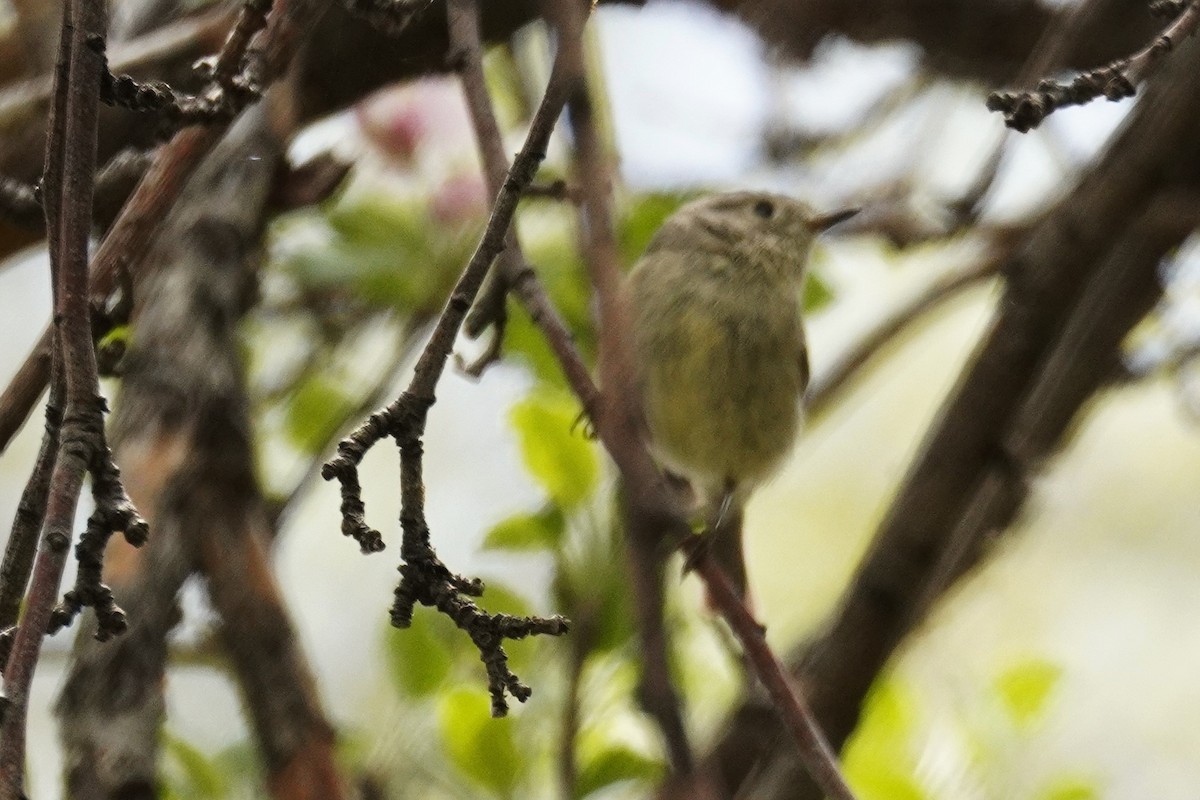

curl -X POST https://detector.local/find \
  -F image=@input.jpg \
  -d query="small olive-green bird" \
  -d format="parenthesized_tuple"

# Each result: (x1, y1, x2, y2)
(626, 192, 857, 598)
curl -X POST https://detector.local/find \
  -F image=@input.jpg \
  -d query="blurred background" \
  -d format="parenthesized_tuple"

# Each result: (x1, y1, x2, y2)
(1, 0, 1199, 798)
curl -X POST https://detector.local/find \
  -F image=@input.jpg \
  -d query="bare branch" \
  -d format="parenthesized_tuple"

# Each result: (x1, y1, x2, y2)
(988, 0, 1200, 131)
(693, 553, 857, 800)
(0, 2, 144, 792)
(0, 0, 327, 456)
(321, 2, 580, 715)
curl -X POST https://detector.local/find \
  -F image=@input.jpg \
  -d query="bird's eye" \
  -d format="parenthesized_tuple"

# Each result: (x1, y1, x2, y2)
(752, 199, 775, 219)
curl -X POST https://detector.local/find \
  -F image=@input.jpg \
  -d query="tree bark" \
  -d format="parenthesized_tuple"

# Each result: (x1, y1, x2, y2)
(57, 100, 347, 800)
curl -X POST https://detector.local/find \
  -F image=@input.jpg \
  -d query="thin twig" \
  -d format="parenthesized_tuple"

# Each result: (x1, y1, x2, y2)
(547, 0, 699, 776)
(0, 4, 235, 124)
(447, 0, 530, 375)
(444, 0, 599, 399)
(0, 0, 322, 456)
(0, 146, 156, 233)
(96, 1, 273, 128)
(0, 2, 124, 792)
(946, 0, 1104, 223)
(321, 4, 579, 716)
(211, 0, 274, 87)
(988, 0, 1200, 131)
(0, 374, 61, 649)
(694, 555, 858, 800)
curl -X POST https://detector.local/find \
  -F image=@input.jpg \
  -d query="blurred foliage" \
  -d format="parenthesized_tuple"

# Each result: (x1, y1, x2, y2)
(843, 677, 929, 800)
(282, 371, 358, 456)
(275, 192, 475, 314)
(993, 657, 1062, 730)
(509, 388, 599, 509)
(1037, 777, 1099, 800)
(438, 687, 522, 796)
(843, 655, 1104, 800)
(160, 734, 260, 800)
(160, 733, 228, 800)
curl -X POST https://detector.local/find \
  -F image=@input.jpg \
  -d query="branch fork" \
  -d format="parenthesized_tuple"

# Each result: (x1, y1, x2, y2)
(322, 387, 570, 717)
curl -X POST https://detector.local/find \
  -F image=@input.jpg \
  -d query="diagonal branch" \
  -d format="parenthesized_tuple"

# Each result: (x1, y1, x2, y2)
(988, 0, 1200, 130)
(321, 4, 581, 716)
(548, 3, 858, 797)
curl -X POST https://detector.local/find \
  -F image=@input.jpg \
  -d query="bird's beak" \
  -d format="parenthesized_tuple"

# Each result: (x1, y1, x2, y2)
(806, 207, 860, 233)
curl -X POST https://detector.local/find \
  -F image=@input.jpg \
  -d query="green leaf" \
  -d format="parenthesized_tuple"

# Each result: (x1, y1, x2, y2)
(385, 611, 454, 698)
(503, 302, 572, 387)
(1037, 776, 1099, 800)
(576, 745, 663, 798)
(160, 733, 227, 799)
(617, 193, 689, 265)
(848, 770, 929, 800)
(994, 658, 1062, 728)
(802, 270, 834, 312)
(484, 506, 566, 552)
(509, 390, 599, 509)
(842, 677, 926, 800)
(283, 373, 356, 455)
(438, 685, 522, 796)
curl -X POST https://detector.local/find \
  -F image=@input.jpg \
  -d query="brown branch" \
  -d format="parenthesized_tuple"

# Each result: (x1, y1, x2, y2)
(545, 0, 700, 777)
(988, 0, 1200, 131)
(59, 98, 347, 800)
(0, 2, 137, 793)
(321, 2, 580, 716)
(694, 553, 857, 800)
(0, 0, 324, 456)
(447, 0, 530, 375)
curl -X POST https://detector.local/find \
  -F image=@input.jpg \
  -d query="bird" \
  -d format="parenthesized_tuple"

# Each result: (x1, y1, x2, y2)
(625, 191, 857, 599)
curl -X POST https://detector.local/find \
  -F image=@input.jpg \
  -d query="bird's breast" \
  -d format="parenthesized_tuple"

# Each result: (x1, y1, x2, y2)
(632, 271, 806, 492)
